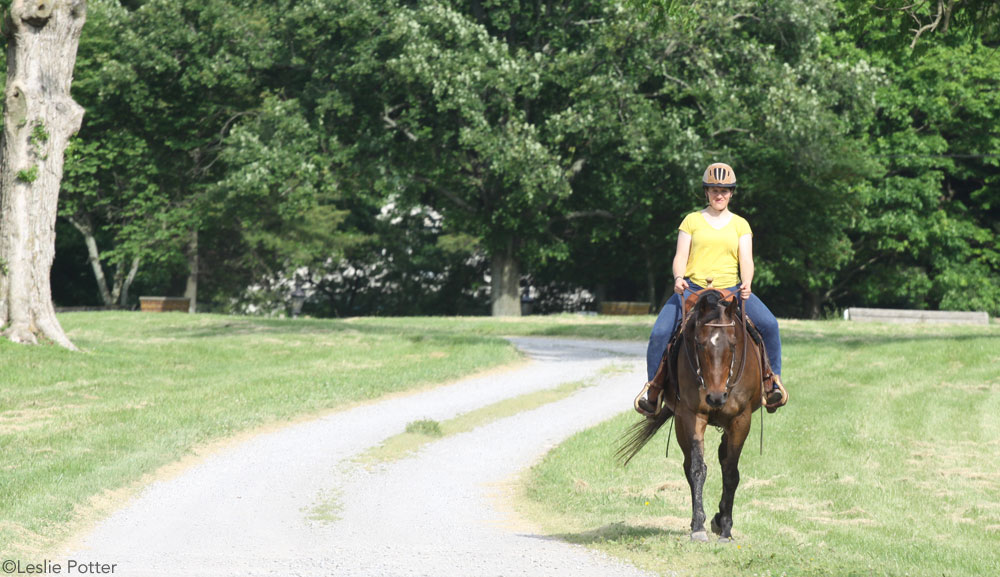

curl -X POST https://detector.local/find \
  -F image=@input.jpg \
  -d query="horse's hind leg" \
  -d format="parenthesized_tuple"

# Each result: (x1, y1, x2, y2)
(676, 413, 709, 541)
(713, 413, 751, 542)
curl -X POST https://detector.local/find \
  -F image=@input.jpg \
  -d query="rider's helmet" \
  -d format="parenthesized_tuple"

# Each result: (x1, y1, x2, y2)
(702, 162, 737, 189)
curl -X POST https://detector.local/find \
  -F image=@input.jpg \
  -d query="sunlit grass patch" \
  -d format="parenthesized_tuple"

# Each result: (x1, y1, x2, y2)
(405, 419, 444, 437)
(517, 320, 1000, 577)
(304, 487, 344, 524)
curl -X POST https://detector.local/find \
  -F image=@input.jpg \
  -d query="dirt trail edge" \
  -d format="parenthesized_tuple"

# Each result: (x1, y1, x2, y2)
(63, 337, 658, 577)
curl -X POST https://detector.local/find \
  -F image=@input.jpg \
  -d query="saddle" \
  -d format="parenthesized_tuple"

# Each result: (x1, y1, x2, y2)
(635, 281, 774, 417)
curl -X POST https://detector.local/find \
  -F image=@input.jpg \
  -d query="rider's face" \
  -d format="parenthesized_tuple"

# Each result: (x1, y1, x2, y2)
(705, 187, 732, 210)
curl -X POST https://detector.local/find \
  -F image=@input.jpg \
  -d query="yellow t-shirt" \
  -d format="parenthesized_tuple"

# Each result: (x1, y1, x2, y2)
(679, 211, 752, 289)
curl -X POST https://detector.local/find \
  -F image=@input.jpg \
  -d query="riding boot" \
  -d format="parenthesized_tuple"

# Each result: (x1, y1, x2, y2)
(634, 381, 664, 417)
(764, 373, 788, 413)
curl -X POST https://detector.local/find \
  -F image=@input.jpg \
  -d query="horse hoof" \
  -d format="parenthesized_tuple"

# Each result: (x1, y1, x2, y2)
(691, 531, 709, 542)
(718, 536, 732, 544)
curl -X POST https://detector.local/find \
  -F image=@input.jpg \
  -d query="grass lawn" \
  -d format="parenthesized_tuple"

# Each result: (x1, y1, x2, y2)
(346, 313, 655, 340)
(0, 311, 649, 559)
(4, 312, 997, 575)
(518, 319, 1000, 577)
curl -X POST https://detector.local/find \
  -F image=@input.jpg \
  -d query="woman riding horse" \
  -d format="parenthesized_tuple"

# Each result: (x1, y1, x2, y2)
(620, 163, 788, 543)
(635, 162, 787, 417)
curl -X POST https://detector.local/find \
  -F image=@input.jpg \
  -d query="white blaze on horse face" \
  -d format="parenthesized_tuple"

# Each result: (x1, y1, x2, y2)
(710, 332, 720, 348)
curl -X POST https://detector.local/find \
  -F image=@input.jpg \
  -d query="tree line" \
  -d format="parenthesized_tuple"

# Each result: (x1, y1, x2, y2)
(8, 0, 999, 320)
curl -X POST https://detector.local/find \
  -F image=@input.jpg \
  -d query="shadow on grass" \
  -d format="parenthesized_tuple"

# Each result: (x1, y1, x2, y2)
(783, 328, 1000, 349)
(105, 313, 650, 344)
(64, 312, 998, 349)
(126, 315, 504, 346)
(131, 314, 1000, 344)
(523, 522, 684, 545)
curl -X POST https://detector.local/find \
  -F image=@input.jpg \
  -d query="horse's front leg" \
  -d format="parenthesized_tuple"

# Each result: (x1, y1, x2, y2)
(676, 412, 709, 541)
(712, 411, 752, 542)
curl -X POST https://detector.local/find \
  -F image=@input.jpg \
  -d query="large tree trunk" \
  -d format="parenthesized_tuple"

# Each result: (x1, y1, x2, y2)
(806, 289, 823, 320)
(184, 228, 198, 313)
(490, 239, 521, 317)
(0, 0, 87, 349)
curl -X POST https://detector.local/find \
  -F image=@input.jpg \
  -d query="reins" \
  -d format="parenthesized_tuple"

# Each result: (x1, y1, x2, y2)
(684, 291, 750, 394)
(665, 288, 768, 458)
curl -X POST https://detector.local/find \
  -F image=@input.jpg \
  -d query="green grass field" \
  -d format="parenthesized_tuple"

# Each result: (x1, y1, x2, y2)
(2, 312, 997, 577)
(518, 319, 1000, 577)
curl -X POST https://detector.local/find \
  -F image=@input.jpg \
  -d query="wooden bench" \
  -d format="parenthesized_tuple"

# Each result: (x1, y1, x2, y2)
(844, 307, 989, 325)
(600, 301, 651, 315)
(139, 297, 191, 313)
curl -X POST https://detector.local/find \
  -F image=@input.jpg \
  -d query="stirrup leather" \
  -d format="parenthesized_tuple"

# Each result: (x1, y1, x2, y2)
(634, 381, 665, 417)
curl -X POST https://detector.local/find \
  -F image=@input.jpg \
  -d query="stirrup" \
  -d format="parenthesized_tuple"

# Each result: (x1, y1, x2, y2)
(764, 374, 787, 413)
(634, 381, 665, 417)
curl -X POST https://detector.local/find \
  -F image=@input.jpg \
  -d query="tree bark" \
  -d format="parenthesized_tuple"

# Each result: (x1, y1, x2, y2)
(184, 228, 198, 313)
(594, 282, 606, 312)
(490, 239, 521, 317)
(0, 0, 87, 349)
(807, 289, 823, 320)
(120, 256, 139, 308)
(67, 213, 141, 309)
(67, 213, 112, 307)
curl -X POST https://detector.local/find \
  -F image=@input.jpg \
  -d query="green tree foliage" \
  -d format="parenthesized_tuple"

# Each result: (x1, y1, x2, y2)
(59, 0, 162, 305)
(381, 1, 580, 315)
(38, 0, 1000, 317)
(55, 0, 363, 308)
(830, 0, 1000, 316)
(538, 1, 884, 316)
(209, 93, 359, 298)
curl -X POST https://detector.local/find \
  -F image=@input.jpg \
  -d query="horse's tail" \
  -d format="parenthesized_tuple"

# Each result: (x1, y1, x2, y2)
(615, 410, 672, 466)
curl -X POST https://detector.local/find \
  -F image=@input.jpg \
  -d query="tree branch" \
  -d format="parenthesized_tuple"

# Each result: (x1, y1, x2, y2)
(825, 254, 880, 300)
(565, 158, 587, 181)
(565, 210, 616, 220)
(383, 105, 419, 142)
(413, 176, 477, 213)
(909, 0, 950, 49)
(711, 127, 751, 138)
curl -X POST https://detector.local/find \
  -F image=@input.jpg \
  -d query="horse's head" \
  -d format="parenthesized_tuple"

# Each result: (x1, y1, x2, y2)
(691, 290, 741, 409)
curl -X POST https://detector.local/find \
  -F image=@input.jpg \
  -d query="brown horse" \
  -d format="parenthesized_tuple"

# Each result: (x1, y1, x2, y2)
(618, 288, 765, 543)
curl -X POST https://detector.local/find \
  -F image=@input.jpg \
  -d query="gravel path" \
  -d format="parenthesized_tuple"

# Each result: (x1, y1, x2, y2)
(63, 337, 657, 577)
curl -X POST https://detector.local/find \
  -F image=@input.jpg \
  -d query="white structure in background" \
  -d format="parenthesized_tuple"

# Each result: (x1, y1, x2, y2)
(236, 197, 596, 316)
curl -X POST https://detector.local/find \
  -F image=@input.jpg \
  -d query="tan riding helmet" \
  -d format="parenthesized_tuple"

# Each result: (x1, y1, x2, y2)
(702, 162, 737, 189)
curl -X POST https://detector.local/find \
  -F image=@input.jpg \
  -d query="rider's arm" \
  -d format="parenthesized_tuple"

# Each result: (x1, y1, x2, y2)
(673, 231, 692, 293)
(673, 231, 692, 279)
(738, 233, 754, 294)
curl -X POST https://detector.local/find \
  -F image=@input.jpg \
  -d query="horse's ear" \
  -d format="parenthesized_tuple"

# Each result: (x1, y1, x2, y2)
(725, 295, 739, 317)
(697, 294, 715, 315)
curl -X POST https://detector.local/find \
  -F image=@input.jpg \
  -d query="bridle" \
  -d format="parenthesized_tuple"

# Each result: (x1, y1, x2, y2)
(685, 295, 749, 393)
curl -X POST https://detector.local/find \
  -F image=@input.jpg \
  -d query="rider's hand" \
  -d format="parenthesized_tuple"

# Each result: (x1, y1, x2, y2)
(674, 276, 689, 295)
(739, 282, 751, 300)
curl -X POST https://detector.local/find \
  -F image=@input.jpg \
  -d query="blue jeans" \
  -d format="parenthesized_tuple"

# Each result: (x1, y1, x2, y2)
(646, 282, 782, 381)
